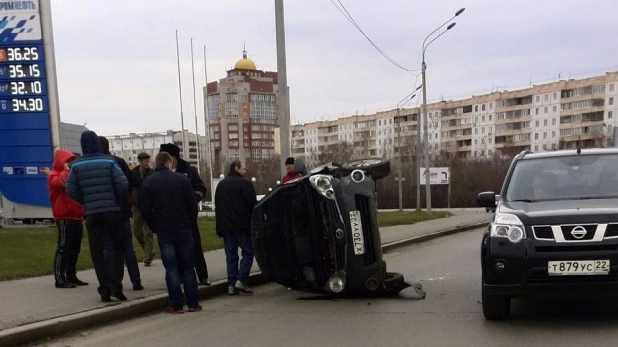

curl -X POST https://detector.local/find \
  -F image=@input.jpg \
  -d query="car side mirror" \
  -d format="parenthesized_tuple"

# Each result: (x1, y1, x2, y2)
(294, 158, 308, 176)
(477, 191, 496, 208)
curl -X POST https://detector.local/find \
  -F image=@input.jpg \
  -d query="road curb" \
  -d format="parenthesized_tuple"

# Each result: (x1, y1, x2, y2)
(0, 273, 269, 347)
(0, 222, 487, 347)
(381, 222, 489, 253)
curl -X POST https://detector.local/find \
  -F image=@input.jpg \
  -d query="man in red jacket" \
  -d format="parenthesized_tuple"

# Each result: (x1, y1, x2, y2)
(48, 149, 88, 288)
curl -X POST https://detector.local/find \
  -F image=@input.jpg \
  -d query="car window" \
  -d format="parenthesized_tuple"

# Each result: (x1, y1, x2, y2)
(505, 154, 618, 201)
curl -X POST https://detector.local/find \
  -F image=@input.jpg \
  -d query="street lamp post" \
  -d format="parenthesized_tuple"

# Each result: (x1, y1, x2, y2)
(421, 7, 465, 215)
(395, 90, 420, 211)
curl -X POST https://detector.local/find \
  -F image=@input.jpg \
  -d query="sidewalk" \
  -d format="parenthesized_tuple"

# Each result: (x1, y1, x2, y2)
(0, 209, 491, 332)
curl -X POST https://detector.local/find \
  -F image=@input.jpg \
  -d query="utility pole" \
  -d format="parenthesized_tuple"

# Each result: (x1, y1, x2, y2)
(416, 106, 422, 211)
(422, 61, 431, 215)
(275, 0, 291, 177)
(203, 46, 215, 207)
(395, 110, 405, 211)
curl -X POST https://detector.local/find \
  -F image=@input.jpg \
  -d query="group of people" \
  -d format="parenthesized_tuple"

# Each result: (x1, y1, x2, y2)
(47, 130, 301, 313)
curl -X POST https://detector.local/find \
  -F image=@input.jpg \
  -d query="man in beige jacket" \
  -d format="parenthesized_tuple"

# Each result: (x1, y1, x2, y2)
(131, 152, 155, 265)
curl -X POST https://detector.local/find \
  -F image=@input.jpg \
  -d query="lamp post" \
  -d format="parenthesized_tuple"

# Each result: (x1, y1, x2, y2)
(395, 90, 420, 211)
(421, 7, 465, 215)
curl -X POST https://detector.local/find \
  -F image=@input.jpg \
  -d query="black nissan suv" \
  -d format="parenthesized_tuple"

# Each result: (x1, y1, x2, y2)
(477, 148, 618, 320)
(251, 158, 410, 295)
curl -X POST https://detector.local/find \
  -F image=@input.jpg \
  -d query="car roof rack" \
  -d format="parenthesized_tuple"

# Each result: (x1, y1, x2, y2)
(517, 150, 533, 159)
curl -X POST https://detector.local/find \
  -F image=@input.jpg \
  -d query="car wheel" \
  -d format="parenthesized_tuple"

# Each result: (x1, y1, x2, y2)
(482, 285, 510, 320)
(341, 158, 391, 180)
(384, 272, 404, 286)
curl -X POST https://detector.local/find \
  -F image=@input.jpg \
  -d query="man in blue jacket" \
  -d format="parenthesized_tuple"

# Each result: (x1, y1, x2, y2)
(66, 131, 129, 302)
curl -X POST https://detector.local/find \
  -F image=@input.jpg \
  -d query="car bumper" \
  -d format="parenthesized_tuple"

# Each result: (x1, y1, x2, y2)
(483, 235, 618, 297)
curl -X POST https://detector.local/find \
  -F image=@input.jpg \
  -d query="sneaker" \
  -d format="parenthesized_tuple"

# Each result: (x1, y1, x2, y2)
(188, 305, 203, 312)
(133, 281, 144, 291)
(55, 281, 77, 289)
(68, 278, 89, 286)
(167, 307, 184, 314)
(235, 281, 254, 294)
(228, 286, 238, 296)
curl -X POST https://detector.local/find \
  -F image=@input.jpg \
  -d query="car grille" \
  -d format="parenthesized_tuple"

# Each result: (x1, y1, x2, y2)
(355, 195, 376, 267)
(526, 271, 618, 284)
(536, 245, 618, 252)
(313, 193, 346, 273)
(532, 223, 618, 242)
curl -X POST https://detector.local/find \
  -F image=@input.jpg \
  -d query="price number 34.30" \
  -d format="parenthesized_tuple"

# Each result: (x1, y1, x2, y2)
(10, 98, 43, 111)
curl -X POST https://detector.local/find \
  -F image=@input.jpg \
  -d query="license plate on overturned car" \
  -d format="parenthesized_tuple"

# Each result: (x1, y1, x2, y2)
(548, 260, 610, 276)
(349, 210, 365, 255)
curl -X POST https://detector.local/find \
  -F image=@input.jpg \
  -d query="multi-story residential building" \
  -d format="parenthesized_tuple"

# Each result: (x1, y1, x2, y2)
(105, 130, 209, 168)
(290, 71, 618, 162)
(204, 48, 281, 164)
(59, 122, 89, 156)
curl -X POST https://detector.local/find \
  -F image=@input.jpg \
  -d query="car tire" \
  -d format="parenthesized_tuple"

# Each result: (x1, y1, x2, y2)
(341, 158, 391, 180)
(482, 286, 510, 320)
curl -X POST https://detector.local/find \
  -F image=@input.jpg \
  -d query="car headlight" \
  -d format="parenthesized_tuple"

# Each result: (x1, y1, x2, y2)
(310, 175, 335, 200)
(326, 271, 346, 293)
(491, 213, 526, 243)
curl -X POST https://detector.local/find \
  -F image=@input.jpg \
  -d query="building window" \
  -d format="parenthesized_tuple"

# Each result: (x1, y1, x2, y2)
(553, 105, 557, 112)
(482, 104, 486, 111)
(553, 93, 558, 100)
(543, 132, 547, 139)
(552, 118, 557, 125)
(610, 97, 614, 105)
(544, 119, 548, 126)
(482, 127, 485, 134)
(544, 94, 549, 101)
(535, 120, 539, 127)
(544, 107, 548, 114)
(475, 105, 478, 112)
(489, 103, 493, 109)
(609, 111, 614, 119)
(552, 131, 556, 138)
(536, 108, 539, 115)
(536, 96, 541, 103)
(482, 116, 486, 122)
(474, 139, 478, 145)
(488, 138, 493, 144)
(535, 145, 539, 152)
(475, 128, 478, 135)
(535, 133, 539, 140)
(489, 114, 493, 121)
(611, 84, 615, 92)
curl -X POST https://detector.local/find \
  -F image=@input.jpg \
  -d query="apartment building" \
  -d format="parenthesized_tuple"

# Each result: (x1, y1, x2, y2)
(290, 71, 618, 162)
(105, 130, 208, 168)
(204, 48, 281, 164)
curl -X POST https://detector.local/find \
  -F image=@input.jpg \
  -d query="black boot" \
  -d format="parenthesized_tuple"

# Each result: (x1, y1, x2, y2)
(55, 281, 77, 289)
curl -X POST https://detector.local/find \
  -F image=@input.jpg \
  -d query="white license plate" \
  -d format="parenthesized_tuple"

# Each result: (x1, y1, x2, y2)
(548, 260, 610, 276)
(349, 210, 365, 255)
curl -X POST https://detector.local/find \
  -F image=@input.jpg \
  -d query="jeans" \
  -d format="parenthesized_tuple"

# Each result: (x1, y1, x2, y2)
(85, 211, 125, 295)
(132, 207, 155, 264)
(223, 232, 254, 286)
(158, 229, 199, 309)
(54, 219, 83, 284)
(104, 220, 141, 284)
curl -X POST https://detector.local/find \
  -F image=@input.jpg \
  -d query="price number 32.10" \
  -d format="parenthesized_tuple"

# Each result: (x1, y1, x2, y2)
(11, 98, 43, 111)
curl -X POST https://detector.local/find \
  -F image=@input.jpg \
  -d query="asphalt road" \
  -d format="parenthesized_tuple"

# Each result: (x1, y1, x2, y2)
(37, 228, 618, 347)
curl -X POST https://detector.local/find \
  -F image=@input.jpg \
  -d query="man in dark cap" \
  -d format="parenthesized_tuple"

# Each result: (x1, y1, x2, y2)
(131, 152, 155, 266)
(66, 131, 128, 302)
(282, 157, 302, 183)
(159, 143, 210, 286)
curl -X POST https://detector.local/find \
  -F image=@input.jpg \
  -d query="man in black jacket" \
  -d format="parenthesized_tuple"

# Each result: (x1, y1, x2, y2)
(140, 152, 201, 313)
(66, 131, 128, 302)
(215, 160, 257, 295)
(98, 136, 143, 291)
(159, 143, 210, 286)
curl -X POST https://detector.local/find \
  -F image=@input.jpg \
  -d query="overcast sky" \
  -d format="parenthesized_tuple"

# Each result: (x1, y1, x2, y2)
(50, 0, 618, 136)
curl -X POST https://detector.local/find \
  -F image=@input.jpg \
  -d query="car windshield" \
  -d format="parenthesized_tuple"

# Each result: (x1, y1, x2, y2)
(505, 153, 618, 202)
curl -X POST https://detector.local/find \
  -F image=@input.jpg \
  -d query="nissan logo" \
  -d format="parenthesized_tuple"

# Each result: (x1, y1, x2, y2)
(570, 226, 587, 239)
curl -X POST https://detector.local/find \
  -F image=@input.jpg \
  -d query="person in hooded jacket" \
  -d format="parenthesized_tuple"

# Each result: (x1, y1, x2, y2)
(282, 157, 302, 183)
(159, 143, 210, 286)
(47, 148, 87, 288)
(98, 136, 143, 291)
(66, 131, 129, 302)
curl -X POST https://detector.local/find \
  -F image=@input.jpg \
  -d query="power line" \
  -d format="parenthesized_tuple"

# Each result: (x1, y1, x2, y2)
(329, 0, 419, 75)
